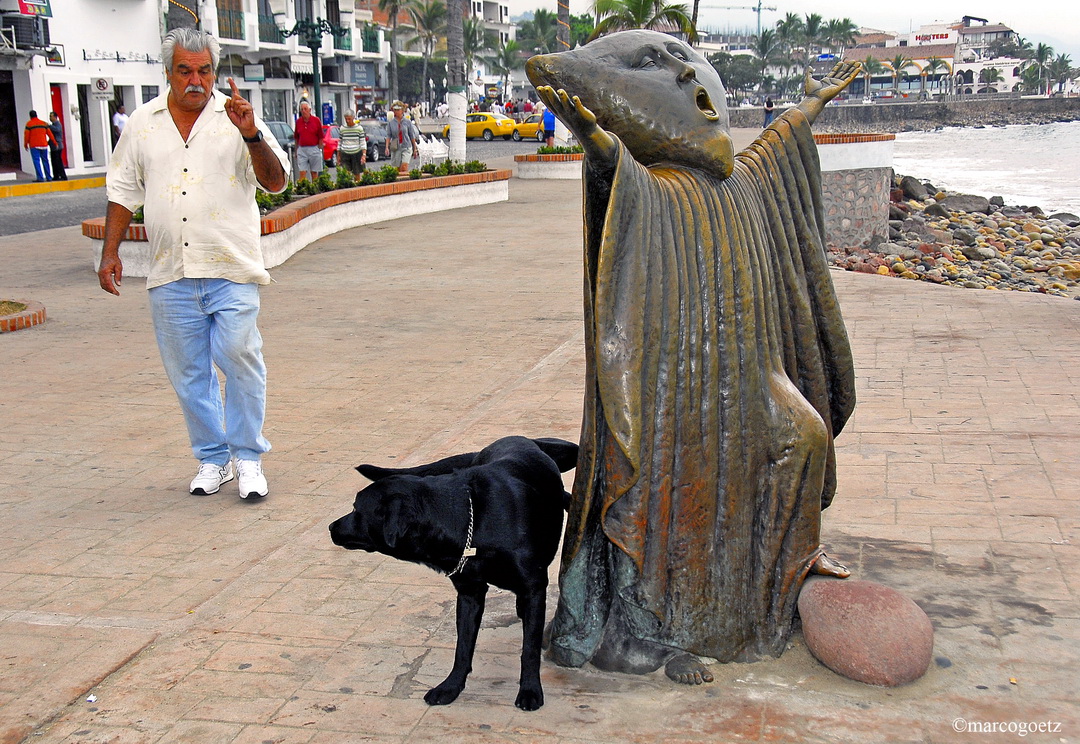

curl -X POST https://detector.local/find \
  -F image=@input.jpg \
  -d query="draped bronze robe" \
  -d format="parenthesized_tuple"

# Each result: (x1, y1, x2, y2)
(550, 110, 856, 667)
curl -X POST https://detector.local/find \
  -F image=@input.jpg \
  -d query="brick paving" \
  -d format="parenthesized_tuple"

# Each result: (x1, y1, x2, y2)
(1, 157, 1078, 744)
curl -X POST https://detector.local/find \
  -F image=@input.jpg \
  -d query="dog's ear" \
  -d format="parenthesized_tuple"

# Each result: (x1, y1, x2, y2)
(533, 438, 580, 472)
(357, 464, 397, 481)
(381, 499, 407, 550)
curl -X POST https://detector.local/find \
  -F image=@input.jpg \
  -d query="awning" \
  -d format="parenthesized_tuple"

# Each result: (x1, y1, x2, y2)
(291, 55, 313, 75)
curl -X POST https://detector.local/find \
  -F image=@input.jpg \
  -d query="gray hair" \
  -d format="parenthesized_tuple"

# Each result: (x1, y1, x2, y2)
(161, 28, 220, 73)
(344, 109, 355, 118)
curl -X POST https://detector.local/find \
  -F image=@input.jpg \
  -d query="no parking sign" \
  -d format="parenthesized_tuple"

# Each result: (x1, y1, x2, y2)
(91, 77, 114, 101)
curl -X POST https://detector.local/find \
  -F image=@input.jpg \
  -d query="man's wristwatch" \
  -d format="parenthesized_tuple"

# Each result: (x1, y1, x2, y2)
(242, 130, 263, 143)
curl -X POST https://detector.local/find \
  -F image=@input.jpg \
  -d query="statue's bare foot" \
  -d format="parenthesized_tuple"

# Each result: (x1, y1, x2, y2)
(810, 553, 850, 578)
(664, 654, 714, 685)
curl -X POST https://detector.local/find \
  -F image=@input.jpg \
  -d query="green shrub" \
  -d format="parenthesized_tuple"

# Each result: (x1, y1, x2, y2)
(131, 205, 145, 223)
(537, 144, 584, 155)
(255, 191, 275, 212)
(463, 160, 485, 174)
(408, 169, 422, 179)
(360, 170, 378, 186)
(336, 167, 356, 190)
(315, 172, 334, 193)
(421, 163, 436, 174)
(378, 165, 399, 183)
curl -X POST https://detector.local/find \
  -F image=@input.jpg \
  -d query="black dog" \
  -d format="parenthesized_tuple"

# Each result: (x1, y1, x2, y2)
(329, 435, 578, 710)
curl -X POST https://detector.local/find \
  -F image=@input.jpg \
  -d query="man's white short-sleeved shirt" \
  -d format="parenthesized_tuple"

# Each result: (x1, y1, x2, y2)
(107, 90, 289, 289)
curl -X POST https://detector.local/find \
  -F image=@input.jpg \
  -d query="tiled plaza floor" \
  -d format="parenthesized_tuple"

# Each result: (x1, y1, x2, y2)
(1, 167, 1077, 744)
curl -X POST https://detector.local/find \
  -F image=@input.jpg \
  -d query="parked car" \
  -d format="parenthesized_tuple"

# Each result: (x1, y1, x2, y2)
(264, 120, 295, 153)
(512, 113, 546, 142)
(363, 122, 387, 162)
(442, 112, 516, 141)
(323, 125, 340, 166)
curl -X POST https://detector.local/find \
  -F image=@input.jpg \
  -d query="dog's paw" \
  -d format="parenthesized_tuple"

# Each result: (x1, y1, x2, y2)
(514, 686, 544, 711)
(424, 683, 464, 706)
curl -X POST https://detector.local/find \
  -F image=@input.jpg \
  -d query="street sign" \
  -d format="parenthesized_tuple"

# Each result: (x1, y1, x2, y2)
(90, 77, 114, 101)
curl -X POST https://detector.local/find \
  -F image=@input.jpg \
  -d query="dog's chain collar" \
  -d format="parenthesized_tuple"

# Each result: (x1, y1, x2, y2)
(447, 486, 476, 577)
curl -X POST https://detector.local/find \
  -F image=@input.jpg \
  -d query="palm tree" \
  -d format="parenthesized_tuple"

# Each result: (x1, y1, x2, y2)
(774, 13, 803, 96)
(799, 12, 825, 69)
(886, 53, 914, 96)
(861, 55, 885, 98)
(978, 66, 1003, 93)
(1028, 42, 1054, 95)
(823, 17, 857, 59)
(379, 0, 405, 103)
(408, 0, 447, 108)
(752, 28, 779, 93)
(463, 16, 495, 86)
(1048, 54, 1075, 93)
(922, 56, 948, 96)
(484, 39, 523, 101)
(517, 8, 559, 54)
(589, 0, 697, 44)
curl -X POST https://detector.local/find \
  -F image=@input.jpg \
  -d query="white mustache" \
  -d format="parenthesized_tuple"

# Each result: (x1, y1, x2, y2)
(184, 85, 205, 94)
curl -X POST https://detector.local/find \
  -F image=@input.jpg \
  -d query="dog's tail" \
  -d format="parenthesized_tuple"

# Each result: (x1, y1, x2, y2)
(533, 438, 579, 472)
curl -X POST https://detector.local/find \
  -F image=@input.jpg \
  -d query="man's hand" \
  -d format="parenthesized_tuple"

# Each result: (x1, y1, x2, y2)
(535, 86, 617, 166)
(98, 253, 123, 296)
(98, 202, 133, 296)
(224, 77, 257, 138)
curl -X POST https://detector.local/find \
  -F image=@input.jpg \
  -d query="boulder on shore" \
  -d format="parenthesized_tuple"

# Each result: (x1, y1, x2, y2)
(940, 194, 991, 214)
(798, 577, 934, 687)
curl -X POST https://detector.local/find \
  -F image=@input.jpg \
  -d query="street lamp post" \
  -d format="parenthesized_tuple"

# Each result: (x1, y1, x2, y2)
(280, 17, 349, 121)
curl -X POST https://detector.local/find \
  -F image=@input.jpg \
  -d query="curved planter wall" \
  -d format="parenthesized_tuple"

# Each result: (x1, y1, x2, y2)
(514, 153, 583, 180)
(83, 170, 511, 277)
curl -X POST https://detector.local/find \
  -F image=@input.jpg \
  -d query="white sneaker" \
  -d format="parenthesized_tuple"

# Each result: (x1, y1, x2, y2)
(190, 461, 234, 495)
(236, 459, 268, 500)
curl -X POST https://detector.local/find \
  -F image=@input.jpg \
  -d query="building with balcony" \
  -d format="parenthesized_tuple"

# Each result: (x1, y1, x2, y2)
(0, 0, 391, 180)
(1, 0, 164, 179)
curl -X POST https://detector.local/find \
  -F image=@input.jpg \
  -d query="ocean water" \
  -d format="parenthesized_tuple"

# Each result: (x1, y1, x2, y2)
(891, 120, 1080, 217)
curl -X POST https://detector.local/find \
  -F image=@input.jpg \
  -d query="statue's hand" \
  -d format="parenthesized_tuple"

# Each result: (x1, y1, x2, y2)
(804, 60, 861, 104)
(797, 60, 860, 125)
(536, 85, 617, 164)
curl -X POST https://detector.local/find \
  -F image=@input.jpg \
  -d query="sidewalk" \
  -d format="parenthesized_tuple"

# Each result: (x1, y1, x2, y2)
(1, 169, 1078, 744)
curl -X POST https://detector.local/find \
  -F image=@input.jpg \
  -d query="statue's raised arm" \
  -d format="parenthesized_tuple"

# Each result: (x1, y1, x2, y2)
(795, 60, 861, 125)
(534, 85, 618, 168)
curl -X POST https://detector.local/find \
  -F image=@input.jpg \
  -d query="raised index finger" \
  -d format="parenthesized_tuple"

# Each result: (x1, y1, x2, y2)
(228, 77, 240, 99)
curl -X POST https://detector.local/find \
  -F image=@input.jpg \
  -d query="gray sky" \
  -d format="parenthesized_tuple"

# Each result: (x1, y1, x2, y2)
(508, 1, 1080, 61)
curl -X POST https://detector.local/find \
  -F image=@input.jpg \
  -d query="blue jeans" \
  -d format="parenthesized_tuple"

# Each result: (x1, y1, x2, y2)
(148, 278, 270, 465)
(30, 147, 52, 181)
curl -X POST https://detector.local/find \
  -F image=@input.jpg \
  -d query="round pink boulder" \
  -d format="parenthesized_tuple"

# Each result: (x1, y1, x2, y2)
(798, 577, 934, 686)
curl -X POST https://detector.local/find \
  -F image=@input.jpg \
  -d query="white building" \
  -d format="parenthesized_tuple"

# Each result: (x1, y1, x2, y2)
(0, 0, 389, 180)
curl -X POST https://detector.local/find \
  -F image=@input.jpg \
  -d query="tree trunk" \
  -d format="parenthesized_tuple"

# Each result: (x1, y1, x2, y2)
(446, 0, 467, 162)
(556, 0, 570, 51)
(389, 20, 399, 104)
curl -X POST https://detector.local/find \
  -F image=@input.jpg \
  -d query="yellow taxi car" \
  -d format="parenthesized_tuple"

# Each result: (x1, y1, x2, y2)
(442, 112, 517, 141)
(512, 113, 546, 142)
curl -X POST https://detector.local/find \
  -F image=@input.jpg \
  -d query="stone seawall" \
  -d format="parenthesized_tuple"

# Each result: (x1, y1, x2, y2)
(729, 96, 1080, 133)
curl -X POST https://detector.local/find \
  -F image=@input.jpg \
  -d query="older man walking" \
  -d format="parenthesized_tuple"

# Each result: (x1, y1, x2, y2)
(97, 28, 288, 500)
(294, 100, 323, 182)
(385, 100, 420, 174)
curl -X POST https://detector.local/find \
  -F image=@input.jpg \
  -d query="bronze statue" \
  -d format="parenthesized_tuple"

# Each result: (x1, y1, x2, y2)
(526, 31, 859, 684)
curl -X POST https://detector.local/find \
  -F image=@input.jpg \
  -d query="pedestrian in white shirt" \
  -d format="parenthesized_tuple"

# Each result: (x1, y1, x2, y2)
(97, 28, 288, 500)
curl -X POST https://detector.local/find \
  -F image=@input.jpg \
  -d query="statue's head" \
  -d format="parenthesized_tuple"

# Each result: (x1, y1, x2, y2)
(526, 29, 734, 178)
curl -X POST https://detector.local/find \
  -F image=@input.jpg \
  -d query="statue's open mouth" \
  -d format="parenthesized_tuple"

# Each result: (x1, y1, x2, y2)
(696, 87, 720, 121)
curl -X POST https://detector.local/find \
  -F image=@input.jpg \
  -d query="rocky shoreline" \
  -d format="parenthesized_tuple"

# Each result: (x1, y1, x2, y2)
(828, 175, 1080, 301)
